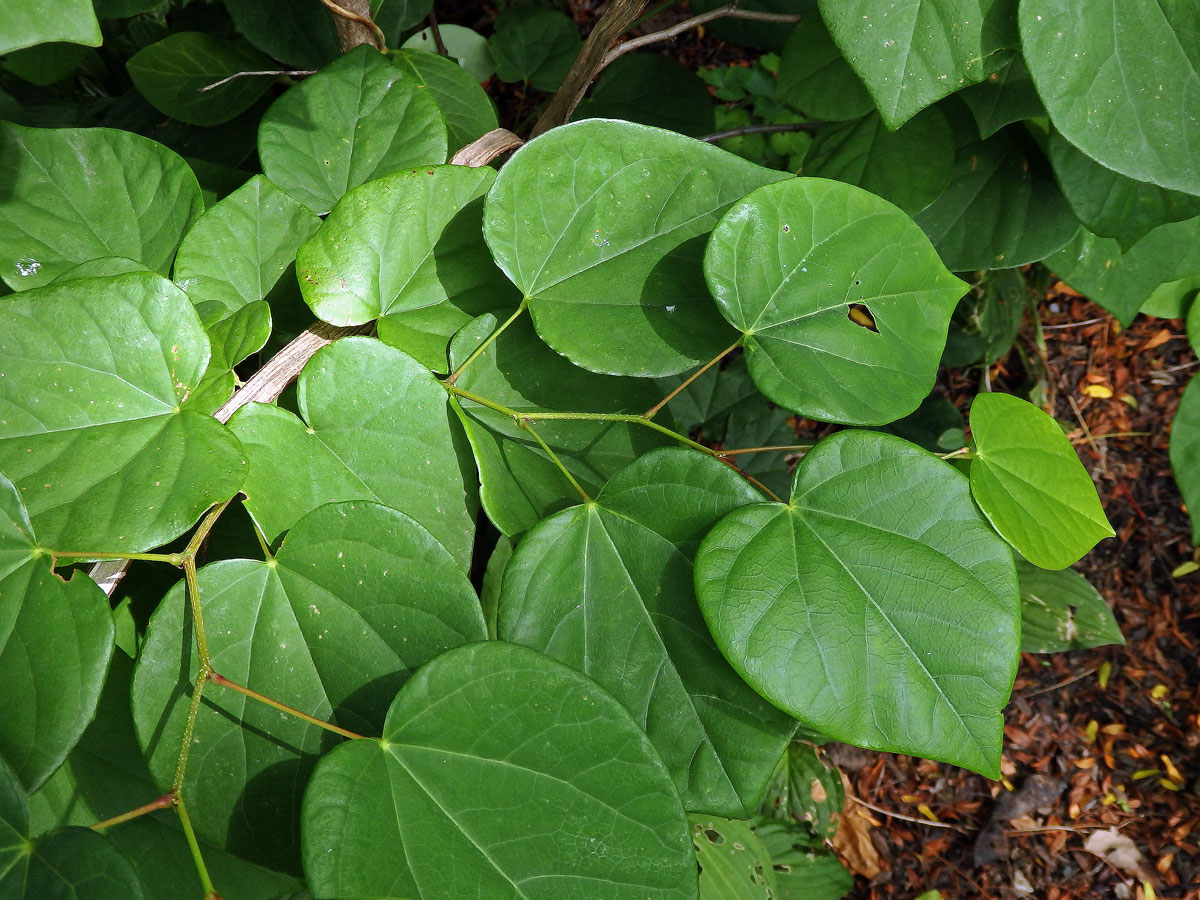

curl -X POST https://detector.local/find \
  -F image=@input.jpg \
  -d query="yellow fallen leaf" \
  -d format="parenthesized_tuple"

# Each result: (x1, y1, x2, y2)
(1151, 684, 1169, 700)
(1171, 560, 1199, 578)
(1159, 778, 1181, 792)
(917, 804, 938, 822)
(1098, 661, 1112, 689)
(1083, 384, 1114, 398)
(1085, 720, 1099, 742)
(1161, 755, 1184, 784)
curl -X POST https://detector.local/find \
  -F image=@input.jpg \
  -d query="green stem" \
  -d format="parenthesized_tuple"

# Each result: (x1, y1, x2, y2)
(718, 444, 813, 457)
(939, 447, 973, 461)
(49, 550, 182, 565)
(173, 794, 216, 898)
(209, 672, 367, 741)
(520, 411, 715, 455)
(90, 794, 174, 831)
(520, 423, 591, 502)
(172, 558, 212, 794)
(725, 465, 782, 503)
(183, 499, 233, 561)
(645, 337, 742, 420)
(444, 299, 529, 386)
(251, 519, 274, 561)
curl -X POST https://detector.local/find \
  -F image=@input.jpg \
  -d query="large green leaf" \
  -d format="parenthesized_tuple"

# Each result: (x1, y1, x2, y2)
(391, 49, 498, 151)
(499, 449, 795, 816)
(127, 33, 274, 127)
(0, 272, 245, 551)
(776, 14, 874, 122)
(484, 119, 787, 377)
(705, 177, 965, 426)
(819, 0, 1017, 129)
(0, 474, 113, 791)
(301, 641, 697, 900)
(1021, 0, 1200, 197)
(1015, 559, 1123, 653)
(959, 55, 1045, 139)
(0, 124, 203, 290)
(969, 393, 1113, 569)
(695, 430, 1020, 777)
(0, 0, 100, 55)
(1170, 376, 1200, 545)
(691, 814, 777, 900)
(221, 0, 339, 69)
(227, 337, 477, 568)
(915, 124, 1080, 270)
(450, 313, 672, 537)
(488, 5, 580, 92)
(132, 501, 485, 872)
(258, 45, 448, 215)
(297, 165, 515, 328)
(0, 826, 146, 899)
(801, 107, 954, 214)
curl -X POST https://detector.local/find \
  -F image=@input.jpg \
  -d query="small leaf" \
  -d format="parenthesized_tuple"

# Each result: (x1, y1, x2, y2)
(969, 393, 1114, 568)
(776, 14, 874, 122)
(758, 744, 844, 840)
(1170, 376, 1200, 545)
(690, 814, 777, 900)
(391, 49, 498, 151)
(258, 45, 448, 215)
(301, 642, 697, 900)
(0, 0, 101, 55)
(1016, 559, 1124, 652)
(488, 5, 580, 92)
(959, 55, 1046, 139)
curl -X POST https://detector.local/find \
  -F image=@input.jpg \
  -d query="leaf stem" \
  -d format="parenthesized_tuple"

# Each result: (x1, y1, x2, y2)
(251, 519, 274, 560)
(938, 447, 973, 461)
(172, 558, 212, 793)
(183, 499, 233, 562)
(444, 299, 529, 385)
(173, 794, 217, 897)
(720, 462, 783, 503)
(645, 337, 743, 420)
(601, 3, 802, 69)
(90, 793, 175, 831)
(520, 423, 592, 502)
(717, 443, 813, 457)
(50, 550, 183, 565)
(209, 672, 367, 741)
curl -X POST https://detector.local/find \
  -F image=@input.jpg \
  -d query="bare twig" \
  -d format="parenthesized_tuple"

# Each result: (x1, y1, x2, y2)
(601, 3, 801, 68)
(848, 795, 963, 831)
(1023, 665, 1099, 698)
(199, 70, 315, 92)
(427, 8, 448, 56)
(450, 128, 523, 166)
(701, 121, 825, 143)
(319, 0, 385, 52)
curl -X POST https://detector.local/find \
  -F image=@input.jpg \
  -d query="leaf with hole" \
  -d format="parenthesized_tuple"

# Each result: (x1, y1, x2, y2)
(758, 743, 844, 839)
(691, 814, 777, 900)
(1016, 559, 1123, 653)
(753, 818, 854, 900)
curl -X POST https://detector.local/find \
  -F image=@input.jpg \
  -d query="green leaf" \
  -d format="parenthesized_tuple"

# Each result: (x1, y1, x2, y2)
(884, 393, 966, 453)
(0, 272, 246, 552)
(0, 0, 100, 55)
(1170, 375, 1200, 545)
(959, 55, 1046, 139)
(574, 54, 715, 137)
(371, 0, 434, 45)
(227, 337, 477, 569)
(1046, 219, 1200, 326)
(204, 301, 272, 371)
(132, 501, 485, 871)
(297, 165, 515, 328)
(801, 107, 954, 215)
(1047, 130, 1200, 250)
(258, 45, 448, 215)
(1016, 559, 1123, 653)
(758, 744, 844, 840)
(941, 267, 1026, 368)
(0, 754, 26, 880)
(401, 24, 494, 82)
(0, 826, 146, 899)
(3, 42, 90, 86)
(488, 5, 580, 92)
(127, 33, 274, 127)
(969, 392, 1114, 569)
(392, 49, 499, 151)
(691, 814, 777, 900)
(484, 119, 787, 377)
(450, 313, 672, 537)
(301, 641, 697, 900)
(1143, 275, 1200, 321)
(687, 0, 807, 51)
(0, 473, 114, 791)
(499, 448, 795, 815)
(914, 125, 1080, 270)
(776, 15, 873, 122)
(221, 0, 339, 69)
(819, 0, 1017, 129)
(1020, 0, 1200, 196)
(694, 430, 1020, 777)
(752, 818, 854, 900)
(0, 123, 203, 290)
(656, 355, 761, 436)
(705, 177, 966, 425)
(721, 401, 797, 501)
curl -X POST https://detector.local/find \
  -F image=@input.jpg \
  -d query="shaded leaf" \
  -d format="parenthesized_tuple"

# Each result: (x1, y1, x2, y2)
(754, 818, 854, 900)
(691, 814, 777, 900)
(1016, 559, 1124, 652)
(575, 54, 715, 137)
(776, 14, 874, 122)
(221, 0, 338, 69)
(488, 5, 580, 92)
(758, 743, 844, 839)
(1170, 375, 1200, 545)
(0, 826, 146, 899)
(959, 55, 1045, 139)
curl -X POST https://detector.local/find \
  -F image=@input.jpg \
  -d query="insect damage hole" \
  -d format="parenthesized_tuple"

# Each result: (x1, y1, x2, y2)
(847, 303, 879, 332)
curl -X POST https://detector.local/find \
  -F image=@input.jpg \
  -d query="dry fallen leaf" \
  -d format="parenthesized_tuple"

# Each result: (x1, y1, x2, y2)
(832, 805, 884, 880)
(1084, 828, 1153, 880)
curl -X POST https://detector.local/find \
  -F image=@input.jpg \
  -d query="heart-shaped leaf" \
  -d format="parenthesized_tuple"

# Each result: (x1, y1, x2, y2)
(969, 392, 1114, 569)
(0, 123, 202, 290)
(0, 271, 245, 551)
(499, 448, 795, 816)
(1016, 559, 1123, 653)
(391, 49, 499, 151)
(0, 825, 146, 899)
(488, 5, 580, 92)
(484, 119, 786, 377)
(705, 177, 965, 425)
(222, 0, 338, 68)
(301, 641, 697, 900)
(132, 501, 485, 871)
(695, 430, 1020, 777)
(258, 45, 448, 215)
(0, 473, 113, 791)
(227, 337, 477, 569)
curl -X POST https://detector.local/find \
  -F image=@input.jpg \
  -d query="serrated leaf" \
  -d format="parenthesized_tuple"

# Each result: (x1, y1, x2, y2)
(691, 814, 777, 900)
(1170, 376, 1200, 545)
(132, 501, 485, 871)
(959, 55, 1045, 139)
(127, 33, 274, 127)
(484, 119, 787, 377)
(297, 165, 516, 329)
(0, 272, 245, 551)
(574, 54, 715, 137)
(221, 0, 338, 69)
(695, 430, 1020, 777)
(392, 49, 498, 151)
(258, 45, 448, 215)
(969, 393, 1114, 569)
(450, 313, 672, 537)
(227, 337, 477, 569)
(0, 473, 113, 791)
(0, 123, 203, 290)
(776, 15, 874, 122)
(1016, 559, 1123, 653)
(820, 0, 1017, 129)
(758, 743, 844, 839)
(0, 0, 100, 55)
(301, 641, 697, 900)
(499, 448, 795, 816)
(488, 5, 580, 92)
(753, 818, 854, 900)
(705, 177, 965, 425)
(1021, 0, 1200, 197)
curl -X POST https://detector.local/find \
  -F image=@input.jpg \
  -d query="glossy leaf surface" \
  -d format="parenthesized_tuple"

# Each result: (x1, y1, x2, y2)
(969, 392, 1113, 569)
(0, 0, 101, 55)
(0, 123, 202, 290)
(1016, 560, 1123, 653)
(705, 178, 965, 425)
(959, 55, 1045, 139)
(227, 337, 477, 568)
(392, 49, 498, 151)
(499, 449, 795, 815)
(0, 272, 245, 551)
(1170, 376, 1200, 545)
(302, 641, 697, 900)
(695, 430, 1020, 776)
(258, 46, 448, 215)
(691, 814, 777, 900)
(0, 826, 145, 899)
(484, 119, 786, 376)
